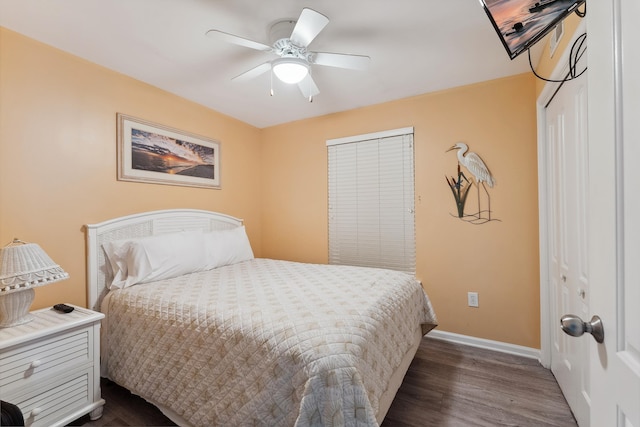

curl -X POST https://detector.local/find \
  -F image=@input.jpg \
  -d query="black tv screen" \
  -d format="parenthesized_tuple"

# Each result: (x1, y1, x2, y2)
(479, 0, 586, 59)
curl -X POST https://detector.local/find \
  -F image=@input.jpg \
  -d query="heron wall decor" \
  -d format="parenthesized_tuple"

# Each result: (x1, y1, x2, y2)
(446, 142, 498, 224)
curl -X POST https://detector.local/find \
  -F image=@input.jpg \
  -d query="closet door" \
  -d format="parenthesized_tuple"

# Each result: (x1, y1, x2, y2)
(545, 64, 590, 426)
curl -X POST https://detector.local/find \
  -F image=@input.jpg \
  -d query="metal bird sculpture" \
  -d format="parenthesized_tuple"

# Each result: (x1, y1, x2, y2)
(447, 142, 495, 219)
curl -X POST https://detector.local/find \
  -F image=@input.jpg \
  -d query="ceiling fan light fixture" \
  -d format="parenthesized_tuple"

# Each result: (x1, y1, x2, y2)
(272, 57, 309, 84)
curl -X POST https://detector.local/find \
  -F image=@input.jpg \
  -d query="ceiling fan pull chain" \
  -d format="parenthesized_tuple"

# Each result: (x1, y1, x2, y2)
(270, 67, 274, 96)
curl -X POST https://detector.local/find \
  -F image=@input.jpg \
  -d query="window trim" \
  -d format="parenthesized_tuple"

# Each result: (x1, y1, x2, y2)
(326, 127, 415, 147)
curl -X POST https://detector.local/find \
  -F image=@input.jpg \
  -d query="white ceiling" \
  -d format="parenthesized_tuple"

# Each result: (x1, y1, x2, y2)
(0, 0, 542, 128)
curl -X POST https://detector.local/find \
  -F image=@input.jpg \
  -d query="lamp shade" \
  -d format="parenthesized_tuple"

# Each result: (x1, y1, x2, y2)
(272, 57, 309, 84)
(0, 240, 69, 292)
(0, 239, 69, 327)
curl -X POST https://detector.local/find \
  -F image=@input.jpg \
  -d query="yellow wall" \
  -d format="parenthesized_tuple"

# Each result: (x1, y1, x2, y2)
(1, 27, 541, 348)
(261, 74, 541, 348)
(0, 28, 263, 309)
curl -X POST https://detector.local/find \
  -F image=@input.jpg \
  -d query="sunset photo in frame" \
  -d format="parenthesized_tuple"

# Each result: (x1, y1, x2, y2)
(117, 114, 221, 189)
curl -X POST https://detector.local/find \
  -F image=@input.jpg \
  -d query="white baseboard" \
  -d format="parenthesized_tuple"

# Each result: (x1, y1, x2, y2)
(427, 330, 541, 361)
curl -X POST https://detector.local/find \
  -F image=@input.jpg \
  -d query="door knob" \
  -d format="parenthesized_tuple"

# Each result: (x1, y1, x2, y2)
(560, 314, 604, 343)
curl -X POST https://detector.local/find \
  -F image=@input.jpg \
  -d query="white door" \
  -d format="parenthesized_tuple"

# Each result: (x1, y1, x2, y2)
(587, 0, 640, 425)
(545, 63, 590, 427)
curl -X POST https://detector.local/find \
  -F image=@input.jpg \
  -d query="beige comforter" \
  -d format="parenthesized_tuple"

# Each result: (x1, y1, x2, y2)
(102, 259, 437, 426)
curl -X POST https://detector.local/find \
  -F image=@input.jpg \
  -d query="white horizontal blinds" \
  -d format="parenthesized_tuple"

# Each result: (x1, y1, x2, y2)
(327, 129, 415, 274)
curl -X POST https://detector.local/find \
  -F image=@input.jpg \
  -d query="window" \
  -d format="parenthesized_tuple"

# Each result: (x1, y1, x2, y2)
(327, 127, 415, 274)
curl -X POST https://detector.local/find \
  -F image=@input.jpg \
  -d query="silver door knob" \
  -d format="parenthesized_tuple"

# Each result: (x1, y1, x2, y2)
(560, 314, 604, 343)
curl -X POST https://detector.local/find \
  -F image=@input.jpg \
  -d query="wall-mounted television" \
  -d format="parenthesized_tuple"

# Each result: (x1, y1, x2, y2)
(479, 0, 586, 60)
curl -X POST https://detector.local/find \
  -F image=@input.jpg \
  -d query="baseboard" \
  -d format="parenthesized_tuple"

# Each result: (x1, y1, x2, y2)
(428, 330, 541, 361)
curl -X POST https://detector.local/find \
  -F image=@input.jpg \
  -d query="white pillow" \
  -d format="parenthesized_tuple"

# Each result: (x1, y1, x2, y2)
(103, 231, 207, 289)
(203, 226, 254, 270)
(102, 239, 130, 288)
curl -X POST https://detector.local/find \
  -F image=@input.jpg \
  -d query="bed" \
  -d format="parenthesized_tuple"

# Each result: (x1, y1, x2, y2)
(85, 209, 437, 426)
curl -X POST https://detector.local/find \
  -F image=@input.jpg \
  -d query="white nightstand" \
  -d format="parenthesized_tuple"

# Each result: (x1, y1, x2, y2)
(0, 305, 105, 427)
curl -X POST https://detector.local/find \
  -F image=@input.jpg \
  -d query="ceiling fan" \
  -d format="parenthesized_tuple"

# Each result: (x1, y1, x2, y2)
(205, 8, 371, 100)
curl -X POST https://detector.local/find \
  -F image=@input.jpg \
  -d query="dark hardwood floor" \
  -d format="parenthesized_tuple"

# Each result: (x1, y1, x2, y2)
(71, 337, 577, 426)
(382, 337, 577, 427)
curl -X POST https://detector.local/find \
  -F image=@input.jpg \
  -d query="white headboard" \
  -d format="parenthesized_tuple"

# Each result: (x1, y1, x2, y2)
(84, 209, 243, 311)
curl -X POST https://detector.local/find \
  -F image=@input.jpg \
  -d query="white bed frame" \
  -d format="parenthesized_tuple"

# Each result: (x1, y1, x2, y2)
(84, 208, 421, 425)
(85, 209, 243, 312)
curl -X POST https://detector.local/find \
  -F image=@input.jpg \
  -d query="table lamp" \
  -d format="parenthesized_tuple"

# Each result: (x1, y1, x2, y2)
(0, 238, 69, 327)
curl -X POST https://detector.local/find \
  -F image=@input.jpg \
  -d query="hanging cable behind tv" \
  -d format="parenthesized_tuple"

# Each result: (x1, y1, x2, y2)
(529, 2, 587, 85)
(529, 31, 587, 85)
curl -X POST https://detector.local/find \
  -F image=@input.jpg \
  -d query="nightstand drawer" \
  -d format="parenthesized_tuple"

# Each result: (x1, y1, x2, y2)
(0, 306, 105, 426)
(0, 327, 92, 392)
(12, 367, 94, 427)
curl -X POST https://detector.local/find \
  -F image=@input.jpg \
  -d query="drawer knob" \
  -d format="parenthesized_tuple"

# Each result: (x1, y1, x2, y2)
(30, 360, 42, 368)
(30, 407, 42, 417)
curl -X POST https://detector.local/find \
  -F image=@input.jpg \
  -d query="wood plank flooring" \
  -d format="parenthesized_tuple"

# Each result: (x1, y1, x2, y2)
(382, 337, 577, 427)
(71, 336, 577, 426)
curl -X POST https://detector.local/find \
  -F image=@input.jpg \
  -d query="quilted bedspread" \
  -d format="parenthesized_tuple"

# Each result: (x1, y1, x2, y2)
(102, 258, 437, 426)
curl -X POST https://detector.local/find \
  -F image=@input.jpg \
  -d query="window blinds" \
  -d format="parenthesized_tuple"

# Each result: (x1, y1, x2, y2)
(327, 128, 415, 274)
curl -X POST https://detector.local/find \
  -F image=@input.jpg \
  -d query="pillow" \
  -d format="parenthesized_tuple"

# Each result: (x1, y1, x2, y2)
(103, 240, 128, 287)
(203, 226, 254, 270)
(103, 230, 207, 289)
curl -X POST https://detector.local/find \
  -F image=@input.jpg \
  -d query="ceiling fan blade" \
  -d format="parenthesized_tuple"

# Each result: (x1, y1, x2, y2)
(232, 62, 272, 82)
(312, 52, 371, 70)
(290, 8, 329, 48)
(298, 74, 320, 98)
(206, 29, 272, 52)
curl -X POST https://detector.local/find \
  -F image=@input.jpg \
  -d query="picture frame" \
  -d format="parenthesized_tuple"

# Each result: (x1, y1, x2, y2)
(117, 113, 221, 189)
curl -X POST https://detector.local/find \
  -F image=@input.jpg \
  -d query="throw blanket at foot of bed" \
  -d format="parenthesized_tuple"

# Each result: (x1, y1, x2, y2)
(102, 259, 437, 426)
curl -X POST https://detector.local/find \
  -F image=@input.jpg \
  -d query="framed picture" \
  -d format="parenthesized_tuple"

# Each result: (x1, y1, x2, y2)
(117, 113, 221, 189)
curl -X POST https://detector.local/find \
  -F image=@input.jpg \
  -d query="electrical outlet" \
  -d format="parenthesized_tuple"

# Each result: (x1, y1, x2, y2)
(468, 292, 479, 308)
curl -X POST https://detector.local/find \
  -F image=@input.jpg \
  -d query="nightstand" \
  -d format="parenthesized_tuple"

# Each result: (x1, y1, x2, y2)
(0, 305, 105, 427)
